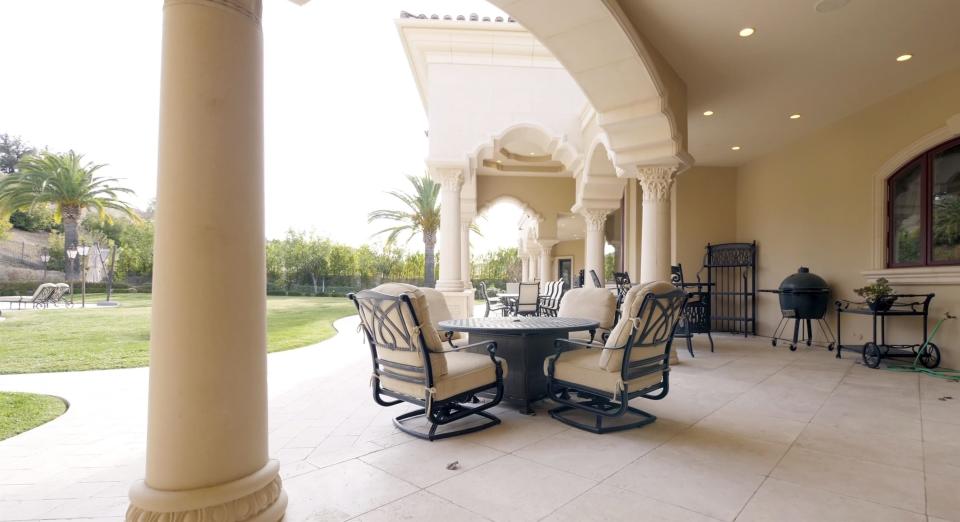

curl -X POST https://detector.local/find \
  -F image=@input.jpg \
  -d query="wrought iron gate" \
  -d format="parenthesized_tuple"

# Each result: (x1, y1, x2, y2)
(705, 242, 757, 336)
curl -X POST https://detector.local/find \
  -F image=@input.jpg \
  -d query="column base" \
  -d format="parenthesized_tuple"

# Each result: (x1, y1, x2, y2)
(127, 460, 286, 522)
(441, 290, 475, 319)
(435, 279, 465, 292)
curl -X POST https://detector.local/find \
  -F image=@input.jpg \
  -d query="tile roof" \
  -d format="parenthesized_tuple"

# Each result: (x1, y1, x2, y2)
(399, 10, 515, 23)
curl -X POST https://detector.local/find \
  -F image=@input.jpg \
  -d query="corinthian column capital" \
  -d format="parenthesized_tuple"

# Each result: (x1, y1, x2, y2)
(634, 165, 678, 202)
(432, 168, 464, 191)
(581, 208, 611, 232)
(165, 0, 263, 23)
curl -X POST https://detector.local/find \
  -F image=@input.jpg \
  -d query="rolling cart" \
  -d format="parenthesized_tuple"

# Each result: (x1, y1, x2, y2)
(835, 294, 939, 369)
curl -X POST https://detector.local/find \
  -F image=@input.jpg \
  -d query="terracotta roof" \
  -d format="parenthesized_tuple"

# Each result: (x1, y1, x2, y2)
(399, 11, 515, 23)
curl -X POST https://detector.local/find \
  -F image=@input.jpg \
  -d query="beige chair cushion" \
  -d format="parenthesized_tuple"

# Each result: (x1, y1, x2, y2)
(558, 287, 617, 330)
(366, 283, 447, 377)
(381, 351, 507, 401)
(419, 287, 463, 341)
(544, 348, 662, 398)
(599, 281, 677, 372)
(568, 330, 604, 344)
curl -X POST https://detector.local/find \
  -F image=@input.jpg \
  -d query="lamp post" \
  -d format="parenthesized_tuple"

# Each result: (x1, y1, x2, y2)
(39, 248, 51, 282)
(76, 242, 90, 308)
(96, 242, 121, 307)
(66, 244, 78, 301)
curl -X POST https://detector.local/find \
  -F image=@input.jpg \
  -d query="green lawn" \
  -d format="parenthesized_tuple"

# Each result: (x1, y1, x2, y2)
(0, 294, 356, 374)
(0, 392, 68, 440)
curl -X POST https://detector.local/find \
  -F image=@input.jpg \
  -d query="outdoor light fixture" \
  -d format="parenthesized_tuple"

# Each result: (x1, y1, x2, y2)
(703, 110, 714, 116)
(731, 146, 741, 151)
(39, 248, 51, 282)
(77, 242, 90, 308)
(790, 114, 801, 119)
(66, 245, 78, 259)
(739, 27, 755, 37)
(97, 242, 121, 307)
(896, 54, 912, 62)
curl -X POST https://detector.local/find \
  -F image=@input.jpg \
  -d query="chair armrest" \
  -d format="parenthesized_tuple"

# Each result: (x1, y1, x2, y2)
(553, 337, 602, 351)
(438, 339, 498, 355)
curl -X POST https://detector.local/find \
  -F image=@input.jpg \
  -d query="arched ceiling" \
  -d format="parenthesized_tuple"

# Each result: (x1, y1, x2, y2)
(489, 0, 692, 170)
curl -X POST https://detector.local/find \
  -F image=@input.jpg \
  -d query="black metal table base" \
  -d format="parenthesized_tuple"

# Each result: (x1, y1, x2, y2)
(466, 332, 563, 414)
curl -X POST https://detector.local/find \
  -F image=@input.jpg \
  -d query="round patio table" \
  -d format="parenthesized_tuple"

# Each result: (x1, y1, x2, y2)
(438, 317, 599, 414)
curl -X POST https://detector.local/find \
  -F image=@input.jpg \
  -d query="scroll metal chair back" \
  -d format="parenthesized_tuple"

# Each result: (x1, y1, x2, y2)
(670, 263, 714, 355)
(589, 269, 603, 288)
(32, 284, 57, 309)
(515, 282, 540, 316)
(539, 279, 565, 317)
(46, 284, 69, 308)
(613, 272, 631, 323)
(350, 289, 505, 441)
(546, 285, 688, 434)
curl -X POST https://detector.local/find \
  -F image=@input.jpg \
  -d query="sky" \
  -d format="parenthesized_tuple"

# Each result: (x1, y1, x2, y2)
(0, 0, 522, 254)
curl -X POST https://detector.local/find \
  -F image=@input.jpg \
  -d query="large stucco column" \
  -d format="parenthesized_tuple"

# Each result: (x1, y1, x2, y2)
(582, 209, 611, 287)
(433, 167, 464, 292)
(520, 254, 530, 282)
(538, 239, 558, 281)
(128, 1, 286, 521)
(636, 166, 677, 283)
(460, 217, 472, 289)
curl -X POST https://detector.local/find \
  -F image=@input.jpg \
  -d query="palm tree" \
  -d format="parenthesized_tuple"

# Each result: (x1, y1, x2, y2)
(0, 151, 139, 280)
(368, 175, 441, 287)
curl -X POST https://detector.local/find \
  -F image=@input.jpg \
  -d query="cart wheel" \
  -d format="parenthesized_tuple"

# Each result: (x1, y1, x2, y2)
(771, 339, 778, 347)
(863, 342, 881, 368)
(920, 343, 941, 369)
(806, 339, 812, 346)
(827, 342, 836, 351)
(789, 343, 797, 351)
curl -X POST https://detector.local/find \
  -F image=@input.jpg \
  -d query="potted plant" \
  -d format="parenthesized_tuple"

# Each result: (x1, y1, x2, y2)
(854, 277, 896, 312)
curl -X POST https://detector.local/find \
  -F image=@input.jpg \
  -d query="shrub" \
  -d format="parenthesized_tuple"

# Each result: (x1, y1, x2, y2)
(8, 207, 56, 232)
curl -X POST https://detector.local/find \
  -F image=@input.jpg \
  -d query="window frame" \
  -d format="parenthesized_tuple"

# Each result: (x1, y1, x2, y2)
(886, 136, 960, 268)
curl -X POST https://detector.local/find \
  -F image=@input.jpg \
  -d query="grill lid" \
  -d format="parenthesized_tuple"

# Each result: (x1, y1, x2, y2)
(779, 267, 829, 293)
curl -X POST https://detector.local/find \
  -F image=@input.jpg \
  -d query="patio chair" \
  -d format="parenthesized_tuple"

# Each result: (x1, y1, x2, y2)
(544, 281, 687, 434)
(557, 287, 617, 344)
(538, 279, 565, 317)
(670, 264, 714, 355)
(478, 281, 507, 318)
(514, 282, 540, 316)
(613, 272, 632, 323)
(577, 269, 585, 288)
(350, 283, 507, 441)
(47, 284, 71, 308)
(0, 283, 57, 310)
(505, 282, 520, 315)
(419, 286, 468, 346)
(589, 269, 603, 288)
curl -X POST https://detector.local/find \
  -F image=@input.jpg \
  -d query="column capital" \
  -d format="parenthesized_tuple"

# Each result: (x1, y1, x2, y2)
(632, 165, 678, 202)
(166, 0, 262, 23)
(536, 238, 560, 250)
(431, 167, 464, 191)
(579, 208, 612, 231)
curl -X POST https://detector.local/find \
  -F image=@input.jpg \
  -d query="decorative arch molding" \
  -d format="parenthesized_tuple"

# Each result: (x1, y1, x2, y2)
(491, 0, 692, 170)
(575, 134, 626, 210)
(476, 194, 545, 225)
(468, 121, 582, 175)
(864, 113, 960, 283)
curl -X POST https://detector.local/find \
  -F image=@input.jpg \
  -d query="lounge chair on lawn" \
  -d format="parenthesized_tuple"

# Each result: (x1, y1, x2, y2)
(0, 283, 57, 310)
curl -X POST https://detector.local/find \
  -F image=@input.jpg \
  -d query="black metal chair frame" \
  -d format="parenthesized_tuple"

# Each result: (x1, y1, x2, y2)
(478, 281, 507, 318)
(513, 282, 541, 317)
(589, 269, 603, 288)
(545, 288, 688, 434)
(613, 272, 631, 323)
(350, 290, 505, 441)
(671, 264, 714, 356)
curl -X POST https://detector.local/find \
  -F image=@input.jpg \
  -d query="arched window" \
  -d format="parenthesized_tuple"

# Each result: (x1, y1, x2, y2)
(888, 136, 960, 267)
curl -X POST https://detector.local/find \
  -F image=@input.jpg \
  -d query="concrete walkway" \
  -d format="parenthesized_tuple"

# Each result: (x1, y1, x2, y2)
(0, 315, 367, 521)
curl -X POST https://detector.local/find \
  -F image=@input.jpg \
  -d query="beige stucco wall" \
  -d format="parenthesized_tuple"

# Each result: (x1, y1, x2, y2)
(476, 175, 576, 238)
(674, 167, 739, 280)
(736, 66, 960, 368)
(554, 239, 585, 277)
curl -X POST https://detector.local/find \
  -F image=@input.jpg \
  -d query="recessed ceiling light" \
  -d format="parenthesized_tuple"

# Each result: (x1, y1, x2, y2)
(790, 113, 801, 119)
(529, 152, 535, 155)
(739, 27, 755, 37)
(896, 54, 913, 62)
(731, 146, 741, 151)
(496, 160, 502, 164)
(703, 110, 715, 116)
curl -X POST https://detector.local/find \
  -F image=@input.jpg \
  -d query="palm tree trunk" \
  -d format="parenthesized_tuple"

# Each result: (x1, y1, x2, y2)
(62, 205, 81, 281)
(423, 230, 436, 288)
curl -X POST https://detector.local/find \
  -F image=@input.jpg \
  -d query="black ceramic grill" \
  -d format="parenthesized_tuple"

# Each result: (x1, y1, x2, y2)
(761, 267, 836, 351)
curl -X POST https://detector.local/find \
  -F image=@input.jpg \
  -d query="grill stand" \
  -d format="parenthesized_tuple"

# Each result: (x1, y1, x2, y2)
(770, 310, 836, 351)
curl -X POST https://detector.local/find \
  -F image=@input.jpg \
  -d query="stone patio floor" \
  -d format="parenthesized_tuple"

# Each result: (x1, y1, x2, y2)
(1, 311, 959, 521)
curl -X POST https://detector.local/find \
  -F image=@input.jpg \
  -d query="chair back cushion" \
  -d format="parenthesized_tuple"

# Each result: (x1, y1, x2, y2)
(506, 282, 520, 294)
(557, 288, 616, 330)
(361, 283, 447, 377)
(517, 282, 539, 312)
(599, 281, 677, 371)
(419, 287, 463, 340)
(31, 283, 55, 299)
